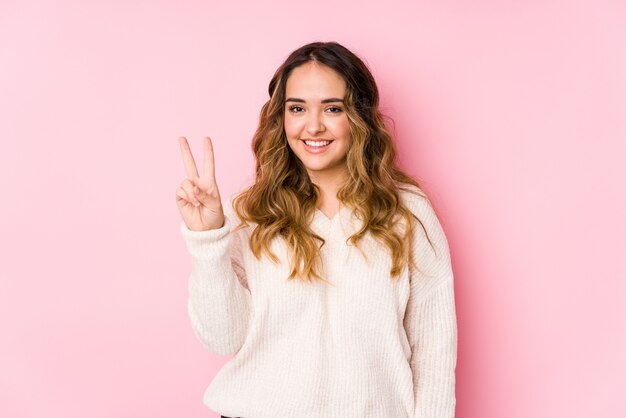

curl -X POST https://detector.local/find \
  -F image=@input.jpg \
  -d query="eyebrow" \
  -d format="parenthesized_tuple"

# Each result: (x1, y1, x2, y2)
(285, 97, 344, 103)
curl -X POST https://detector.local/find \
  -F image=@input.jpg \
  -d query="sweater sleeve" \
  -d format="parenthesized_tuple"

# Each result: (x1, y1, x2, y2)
(402, 192, 458, 418)
(179, 213, 252, 356)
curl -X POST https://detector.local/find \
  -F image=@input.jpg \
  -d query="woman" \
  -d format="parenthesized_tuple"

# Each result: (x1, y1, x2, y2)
(176, 41, 458, 418)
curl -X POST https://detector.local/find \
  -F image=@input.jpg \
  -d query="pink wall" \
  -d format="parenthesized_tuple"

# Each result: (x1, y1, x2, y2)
(1, 1, 624, 417)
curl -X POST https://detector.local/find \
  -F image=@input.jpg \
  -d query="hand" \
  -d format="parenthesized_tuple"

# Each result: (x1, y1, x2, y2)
(176, 136, 225, 231)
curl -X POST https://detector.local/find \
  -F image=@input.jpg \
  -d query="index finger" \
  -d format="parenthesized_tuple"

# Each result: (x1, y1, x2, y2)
(178, 136, 200, 179)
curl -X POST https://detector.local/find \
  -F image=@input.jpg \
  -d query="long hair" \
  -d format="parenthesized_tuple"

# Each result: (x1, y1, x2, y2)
(232, 41, 432, 283)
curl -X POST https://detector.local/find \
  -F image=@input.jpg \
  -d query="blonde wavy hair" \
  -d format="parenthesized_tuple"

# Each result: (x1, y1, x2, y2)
(232, 41, 434, 284)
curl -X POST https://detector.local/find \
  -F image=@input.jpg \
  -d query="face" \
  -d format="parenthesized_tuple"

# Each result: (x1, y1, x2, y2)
(284, 61, 351, 183)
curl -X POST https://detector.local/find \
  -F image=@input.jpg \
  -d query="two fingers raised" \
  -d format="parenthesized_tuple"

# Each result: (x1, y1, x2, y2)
(178, 136, 216, 183)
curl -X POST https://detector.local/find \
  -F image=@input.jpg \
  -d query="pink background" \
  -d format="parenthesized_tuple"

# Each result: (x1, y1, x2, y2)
(1, 1, 624, 417)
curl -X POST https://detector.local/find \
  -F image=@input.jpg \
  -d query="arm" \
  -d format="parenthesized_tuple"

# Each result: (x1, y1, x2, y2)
(403, 192, 458, 418)
(180, 210, 252, 356)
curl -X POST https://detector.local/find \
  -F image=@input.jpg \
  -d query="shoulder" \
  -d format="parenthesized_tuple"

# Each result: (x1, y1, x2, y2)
(395, 185, 455, 300)
(396, 183, 435, 220)
(224, 186, 264, 248)
(223, 192, 241, 224)
(224, 185, 254, 229)
(397, 183, 451, 264)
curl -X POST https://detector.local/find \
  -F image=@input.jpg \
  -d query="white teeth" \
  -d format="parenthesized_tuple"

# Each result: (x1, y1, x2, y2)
(304, 140, 331, 147)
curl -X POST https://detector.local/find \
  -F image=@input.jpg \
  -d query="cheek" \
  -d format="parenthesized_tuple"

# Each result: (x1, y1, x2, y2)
(284, 115, 300, 139)
(334, 116, 351, 139)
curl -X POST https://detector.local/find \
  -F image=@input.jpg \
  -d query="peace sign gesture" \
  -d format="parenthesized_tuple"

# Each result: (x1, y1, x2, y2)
(176, 136, 225, 231)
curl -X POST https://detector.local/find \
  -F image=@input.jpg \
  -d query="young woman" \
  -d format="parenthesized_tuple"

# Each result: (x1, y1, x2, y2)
(176, 41, 458, 418)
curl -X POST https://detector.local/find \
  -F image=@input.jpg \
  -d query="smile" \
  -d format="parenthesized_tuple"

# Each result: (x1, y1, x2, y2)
(301, 139, 334, 153)
(303, 139, 332, 147)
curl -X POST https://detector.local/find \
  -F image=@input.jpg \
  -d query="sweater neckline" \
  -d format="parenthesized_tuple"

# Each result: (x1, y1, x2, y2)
(312, 204, 342, 227)
(311, 204, 355, 234)
(315, 206, 343, 222)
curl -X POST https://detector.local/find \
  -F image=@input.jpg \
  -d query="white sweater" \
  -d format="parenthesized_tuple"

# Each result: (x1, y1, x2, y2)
(180, 186, 458, 418)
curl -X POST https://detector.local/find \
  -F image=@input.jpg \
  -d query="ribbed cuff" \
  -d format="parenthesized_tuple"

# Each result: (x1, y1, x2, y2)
(179, 216, 232, 259)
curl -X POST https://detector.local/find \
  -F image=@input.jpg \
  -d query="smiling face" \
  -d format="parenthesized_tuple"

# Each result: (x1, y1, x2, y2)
(284, 61, 351, 183)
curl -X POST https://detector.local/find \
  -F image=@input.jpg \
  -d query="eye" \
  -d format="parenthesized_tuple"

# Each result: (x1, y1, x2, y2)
(288, 105, 304, 113)
(326, 106, 343, 113)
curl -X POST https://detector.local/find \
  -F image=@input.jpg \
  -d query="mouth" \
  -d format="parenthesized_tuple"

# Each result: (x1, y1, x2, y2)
(301, 139, 334, 152)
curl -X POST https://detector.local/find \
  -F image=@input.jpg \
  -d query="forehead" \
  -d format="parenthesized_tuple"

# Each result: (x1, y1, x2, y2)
(285, 62, 346, 98)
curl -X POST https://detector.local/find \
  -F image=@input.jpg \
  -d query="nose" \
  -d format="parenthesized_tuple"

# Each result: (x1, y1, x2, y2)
(305, 111, 325, 135)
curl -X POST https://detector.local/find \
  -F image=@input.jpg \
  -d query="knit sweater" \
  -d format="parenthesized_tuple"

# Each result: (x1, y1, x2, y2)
(179, 185, 458, 418)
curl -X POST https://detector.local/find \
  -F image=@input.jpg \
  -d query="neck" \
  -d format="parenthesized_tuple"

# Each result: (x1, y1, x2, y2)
(308, 167, 348, 209)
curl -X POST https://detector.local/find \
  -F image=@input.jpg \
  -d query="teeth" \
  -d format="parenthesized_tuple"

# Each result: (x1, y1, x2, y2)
(304, 140, 331, 147)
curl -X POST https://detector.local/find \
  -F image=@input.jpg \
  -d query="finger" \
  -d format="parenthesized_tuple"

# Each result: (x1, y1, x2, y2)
(176, 187, 191, 207)
(194, 186, 214, 206)
(179, 136, 200, 180)
(181, 179, 200, 206)
(203, 136, 216, 183)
